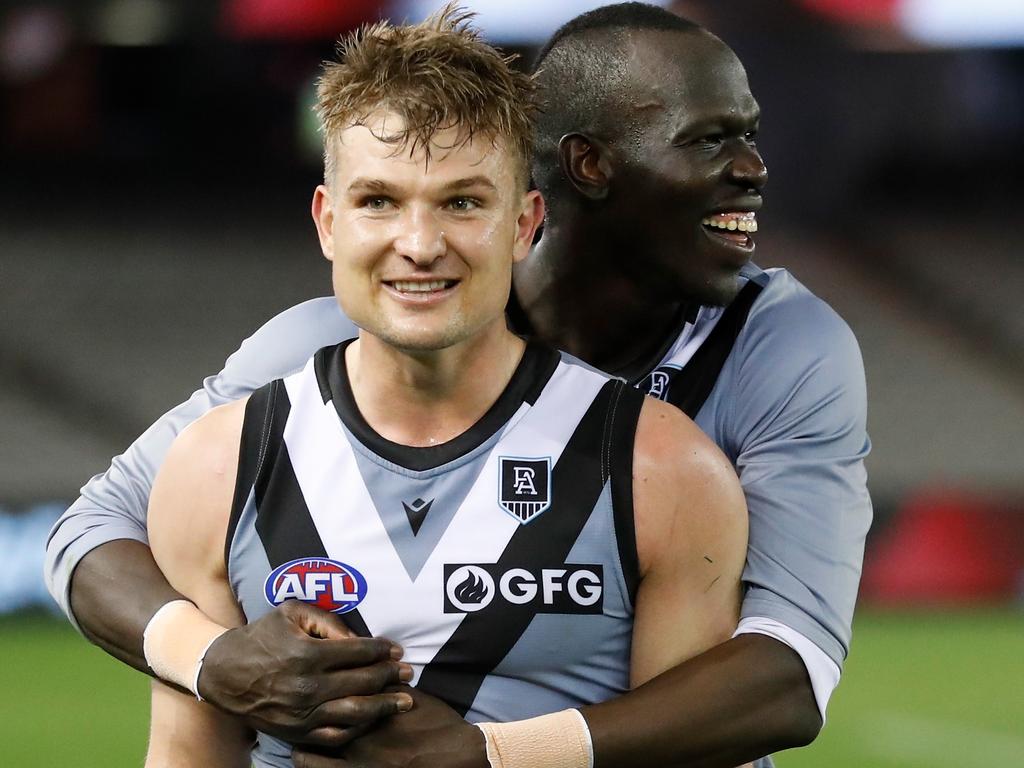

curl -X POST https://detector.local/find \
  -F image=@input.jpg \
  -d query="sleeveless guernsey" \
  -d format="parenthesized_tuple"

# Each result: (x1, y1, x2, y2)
(225, 340, 645, 767)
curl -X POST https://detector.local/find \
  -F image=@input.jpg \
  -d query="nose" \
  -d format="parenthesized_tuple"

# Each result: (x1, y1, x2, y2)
(394, 206, 446, 266)
(727, 141, 768, 192)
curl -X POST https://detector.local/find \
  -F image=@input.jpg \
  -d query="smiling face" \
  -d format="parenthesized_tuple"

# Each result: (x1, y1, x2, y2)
(609, 29, 767, 306)
(312, 112, 543, 353)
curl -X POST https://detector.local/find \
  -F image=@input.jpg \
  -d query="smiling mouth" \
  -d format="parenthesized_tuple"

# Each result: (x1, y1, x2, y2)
(701, 212, 757, 250)
(382, 279, 461, 304)
(385, 279, 459, 294)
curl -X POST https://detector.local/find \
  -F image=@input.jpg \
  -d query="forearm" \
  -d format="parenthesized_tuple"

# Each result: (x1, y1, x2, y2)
(71, 539, 408, 745)
(146, 680, 251, 768)
(70, 539, 185, 673)
(584, 634, 821, 768)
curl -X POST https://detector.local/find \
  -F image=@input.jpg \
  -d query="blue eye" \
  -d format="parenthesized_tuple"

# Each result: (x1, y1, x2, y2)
(364, 197, 392, 211)
(447, 197, 479, 212)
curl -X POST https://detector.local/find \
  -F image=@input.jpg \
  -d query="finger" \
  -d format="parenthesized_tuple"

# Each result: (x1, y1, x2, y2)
(311, 692, 414, 727)
(280, 600, 357, 641)
(380, 683, 416, 695)
(293, 722, 373, 750)
(308, 637, 405, 669)
(315, 661, 412, 698)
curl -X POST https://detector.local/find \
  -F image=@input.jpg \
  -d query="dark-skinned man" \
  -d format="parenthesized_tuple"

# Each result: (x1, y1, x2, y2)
(46, 4, 870, 767)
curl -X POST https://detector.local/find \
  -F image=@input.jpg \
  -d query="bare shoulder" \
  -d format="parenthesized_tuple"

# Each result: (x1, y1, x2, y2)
(155, 396, 249, 515)
(632, 397, 748, 577)
(628, 397, 749, 684)
(633, 397, 743, 506)
(173, 395, 250, 464)
(148, 397, 250, 576)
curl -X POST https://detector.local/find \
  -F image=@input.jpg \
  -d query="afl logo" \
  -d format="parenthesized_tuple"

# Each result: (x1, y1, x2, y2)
(263, 558, 368, 614)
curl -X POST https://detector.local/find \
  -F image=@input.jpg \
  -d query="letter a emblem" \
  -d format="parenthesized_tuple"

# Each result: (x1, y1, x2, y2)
(498, 457, 551, 524)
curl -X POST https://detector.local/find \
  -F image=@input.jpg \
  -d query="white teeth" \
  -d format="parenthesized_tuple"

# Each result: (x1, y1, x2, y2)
(392, 280, 449, 292)
(701, 212, 758, 234)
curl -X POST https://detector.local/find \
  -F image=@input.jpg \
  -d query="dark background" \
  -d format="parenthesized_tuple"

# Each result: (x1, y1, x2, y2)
(4, 0, 1023, 509)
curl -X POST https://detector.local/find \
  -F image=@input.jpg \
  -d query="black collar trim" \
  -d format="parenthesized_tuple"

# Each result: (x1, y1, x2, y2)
(314, 339, 560, 471)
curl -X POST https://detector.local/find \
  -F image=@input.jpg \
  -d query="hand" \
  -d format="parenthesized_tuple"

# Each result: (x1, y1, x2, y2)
(197, 600, 414, 747)
(292, 687, 488, 768)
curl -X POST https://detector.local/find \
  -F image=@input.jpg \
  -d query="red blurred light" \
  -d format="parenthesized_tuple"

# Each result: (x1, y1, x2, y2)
(221, 0, 383, 40)
(795, 0, 900, 26)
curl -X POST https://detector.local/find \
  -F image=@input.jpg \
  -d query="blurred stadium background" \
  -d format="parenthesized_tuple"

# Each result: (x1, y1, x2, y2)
(1, 1, 1022, 765)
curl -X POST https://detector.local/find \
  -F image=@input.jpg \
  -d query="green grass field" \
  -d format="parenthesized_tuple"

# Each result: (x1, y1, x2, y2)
(1, 609, 1021, 767)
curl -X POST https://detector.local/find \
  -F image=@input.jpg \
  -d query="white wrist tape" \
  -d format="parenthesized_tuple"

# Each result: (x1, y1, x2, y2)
(476, 709, 594, 768)
(142, 599, 229, 701)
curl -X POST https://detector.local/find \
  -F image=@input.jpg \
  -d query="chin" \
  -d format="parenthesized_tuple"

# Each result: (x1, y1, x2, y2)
(374, 322, 468, 353)
(380, 334, 457, 353)
(683, 271, 743, 307)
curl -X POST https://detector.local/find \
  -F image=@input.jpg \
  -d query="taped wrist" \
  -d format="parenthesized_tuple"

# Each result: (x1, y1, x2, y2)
(476, 709, 594, 768)
(142, 599, 228, 700)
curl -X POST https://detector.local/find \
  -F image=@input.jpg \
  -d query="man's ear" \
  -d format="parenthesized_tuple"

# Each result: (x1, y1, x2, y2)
(557, 133, 614, 201)
(311, 185, 335, 262)
(512, 189, 545, 263)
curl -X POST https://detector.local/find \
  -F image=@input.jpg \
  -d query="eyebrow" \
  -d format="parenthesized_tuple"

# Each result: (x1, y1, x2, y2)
(345, 176, 499, 196)
(439, 176, 498, 193)
(346, 178, 396, 195)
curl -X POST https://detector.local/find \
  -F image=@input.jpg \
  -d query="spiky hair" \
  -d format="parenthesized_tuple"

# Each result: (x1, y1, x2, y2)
(315, 3, 537, 186)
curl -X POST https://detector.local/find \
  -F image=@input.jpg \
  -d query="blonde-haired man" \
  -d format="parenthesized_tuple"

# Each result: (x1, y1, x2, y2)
(143, 8, 746, 768)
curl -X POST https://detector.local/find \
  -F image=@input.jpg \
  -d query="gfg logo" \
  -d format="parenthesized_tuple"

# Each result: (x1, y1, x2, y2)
(443, 564, 603, 614)
(264, 558, 368, 614)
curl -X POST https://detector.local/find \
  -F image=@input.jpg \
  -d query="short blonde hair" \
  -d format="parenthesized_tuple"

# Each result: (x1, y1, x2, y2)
(315, 4, 537, 187)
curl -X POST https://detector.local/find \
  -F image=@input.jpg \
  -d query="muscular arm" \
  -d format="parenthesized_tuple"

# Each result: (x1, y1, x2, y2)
(583, 399, 758, 768)
(145, 399, 253, 767)
(69, 540, 185, 671)
(627, 399, 747, 687)
(144, 399, 413, 762)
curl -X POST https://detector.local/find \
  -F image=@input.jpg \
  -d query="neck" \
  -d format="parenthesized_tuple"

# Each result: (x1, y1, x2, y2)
(346, 321, 526, 447)
(514, 220, 686, 377)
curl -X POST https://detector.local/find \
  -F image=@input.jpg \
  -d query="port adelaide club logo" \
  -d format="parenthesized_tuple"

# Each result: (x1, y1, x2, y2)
(499, 456, 551, 524)
(444, 564, 604, 614)
(264, 557, 368, 614)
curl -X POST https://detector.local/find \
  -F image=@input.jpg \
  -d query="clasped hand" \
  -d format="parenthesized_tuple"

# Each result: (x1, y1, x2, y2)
(197, 600, 487, 767)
